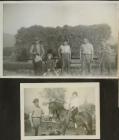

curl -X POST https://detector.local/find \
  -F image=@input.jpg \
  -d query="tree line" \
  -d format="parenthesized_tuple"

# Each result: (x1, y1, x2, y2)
(15, 24, 112, 61)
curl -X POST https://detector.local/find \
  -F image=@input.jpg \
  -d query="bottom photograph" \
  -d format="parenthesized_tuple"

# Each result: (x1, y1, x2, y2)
(20, 82, 100, 139)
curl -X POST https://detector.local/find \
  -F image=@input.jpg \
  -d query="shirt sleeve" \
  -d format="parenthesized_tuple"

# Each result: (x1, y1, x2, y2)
(68, 45, 71, 54)
(58, 46, 62, 56)
(41, 108, 44, 115)
(30, 45, 34, 54)
(41, 45, 45, 58)
(80, 45, 83, 58)
(91, 44, 94, 52)
(91, 44, 94, 57)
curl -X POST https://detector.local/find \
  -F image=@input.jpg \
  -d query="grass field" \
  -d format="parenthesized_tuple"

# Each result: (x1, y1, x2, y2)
(25, 121, 95, 136)
(25, 127, 94, 136)
(3, 59, 117, 77)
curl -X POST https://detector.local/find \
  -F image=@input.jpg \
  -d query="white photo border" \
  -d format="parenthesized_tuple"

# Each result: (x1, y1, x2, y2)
(0, 1, 119, 79)
(20, 82, 100, 139)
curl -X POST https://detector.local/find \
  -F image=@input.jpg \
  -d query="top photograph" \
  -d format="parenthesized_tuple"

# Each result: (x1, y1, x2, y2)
(1, 1, 119, 78)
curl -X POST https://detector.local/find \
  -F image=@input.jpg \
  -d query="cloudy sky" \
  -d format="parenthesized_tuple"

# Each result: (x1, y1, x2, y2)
(3, 2, 119, 39)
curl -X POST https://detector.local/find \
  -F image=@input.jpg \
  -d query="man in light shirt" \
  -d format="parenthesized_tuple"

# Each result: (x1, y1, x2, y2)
(58, 40, 71, 74)
(80, 38, 94, 74)
(29, 98, 44, 136)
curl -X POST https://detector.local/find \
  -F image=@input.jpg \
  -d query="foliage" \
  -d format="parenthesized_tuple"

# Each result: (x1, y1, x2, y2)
(15, 24, 112, 61)
(79, 103, 95, 117)
(43, 88, 66, 103)
(43, 88, 66, 118)
(3, 47, 15, 57)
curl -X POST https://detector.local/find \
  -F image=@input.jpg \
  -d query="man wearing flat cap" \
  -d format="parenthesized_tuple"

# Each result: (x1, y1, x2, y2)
(29, 98, 44, 136)
(30, 38, 45, 75)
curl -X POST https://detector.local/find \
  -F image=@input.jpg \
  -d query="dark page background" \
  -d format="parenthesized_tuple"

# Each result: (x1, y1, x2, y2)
(0, 79, 119, 140)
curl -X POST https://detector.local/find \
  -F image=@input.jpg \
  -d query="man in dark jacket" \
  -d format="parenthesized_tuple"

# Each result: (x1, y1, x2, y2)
(30, 39, 45, 75)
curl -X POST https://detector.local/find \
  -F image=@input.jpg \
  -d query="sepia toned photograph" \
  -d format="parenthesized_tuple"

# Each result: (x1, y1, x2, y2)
(1, 1, 119, 78)
(20, 82, 100, 139)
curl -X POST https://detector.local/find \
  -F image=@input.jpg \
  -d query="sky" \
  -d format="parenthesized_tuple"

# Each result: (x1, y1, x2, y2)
(24, 87, 95, 114)
(3, 2, 119, 40)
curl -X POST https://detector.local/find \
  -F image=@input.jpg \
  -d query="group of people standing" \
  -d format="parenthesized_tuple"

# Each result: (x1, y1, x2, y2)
(30, 38, 113, 76)
(30, 39, 72, 76)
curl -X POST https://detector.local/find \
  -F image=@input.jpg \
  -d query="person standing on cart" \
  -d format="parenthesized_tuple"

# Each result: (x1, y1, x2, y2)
(29, 98, 44, 136)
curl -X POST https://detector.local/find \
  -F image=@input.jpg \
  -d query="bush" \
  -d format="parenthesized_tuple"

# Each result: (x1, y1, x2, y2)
(15, 24, 112, 60)
(3, 47, 15, 57)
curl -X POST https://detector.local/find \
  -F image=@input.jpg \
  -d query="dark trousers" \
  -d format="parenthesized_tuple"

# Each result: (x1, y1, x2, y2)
(81, 54, 92, 73)
(34, 127, 39, 136)
(33, 60, 42, 75)
(32, 118, 41, 136)
(61, 53, 71, 73)
(71, 107, 78, 122)
(100, 61, 111, 74)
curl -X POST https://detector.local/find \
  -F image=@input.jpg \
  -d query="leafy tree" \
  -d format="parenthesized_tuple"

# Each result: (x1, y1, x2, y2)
(43, 88, 66, 119)
(43, 88, 66, 103)
(15, 24, 112, 61)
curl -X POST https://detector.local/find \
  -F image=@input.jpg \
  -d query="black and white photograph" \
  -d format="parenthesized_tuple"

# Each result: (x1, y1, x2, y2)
(1, 1, 119, 78)
(20, 82, 100, 139)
